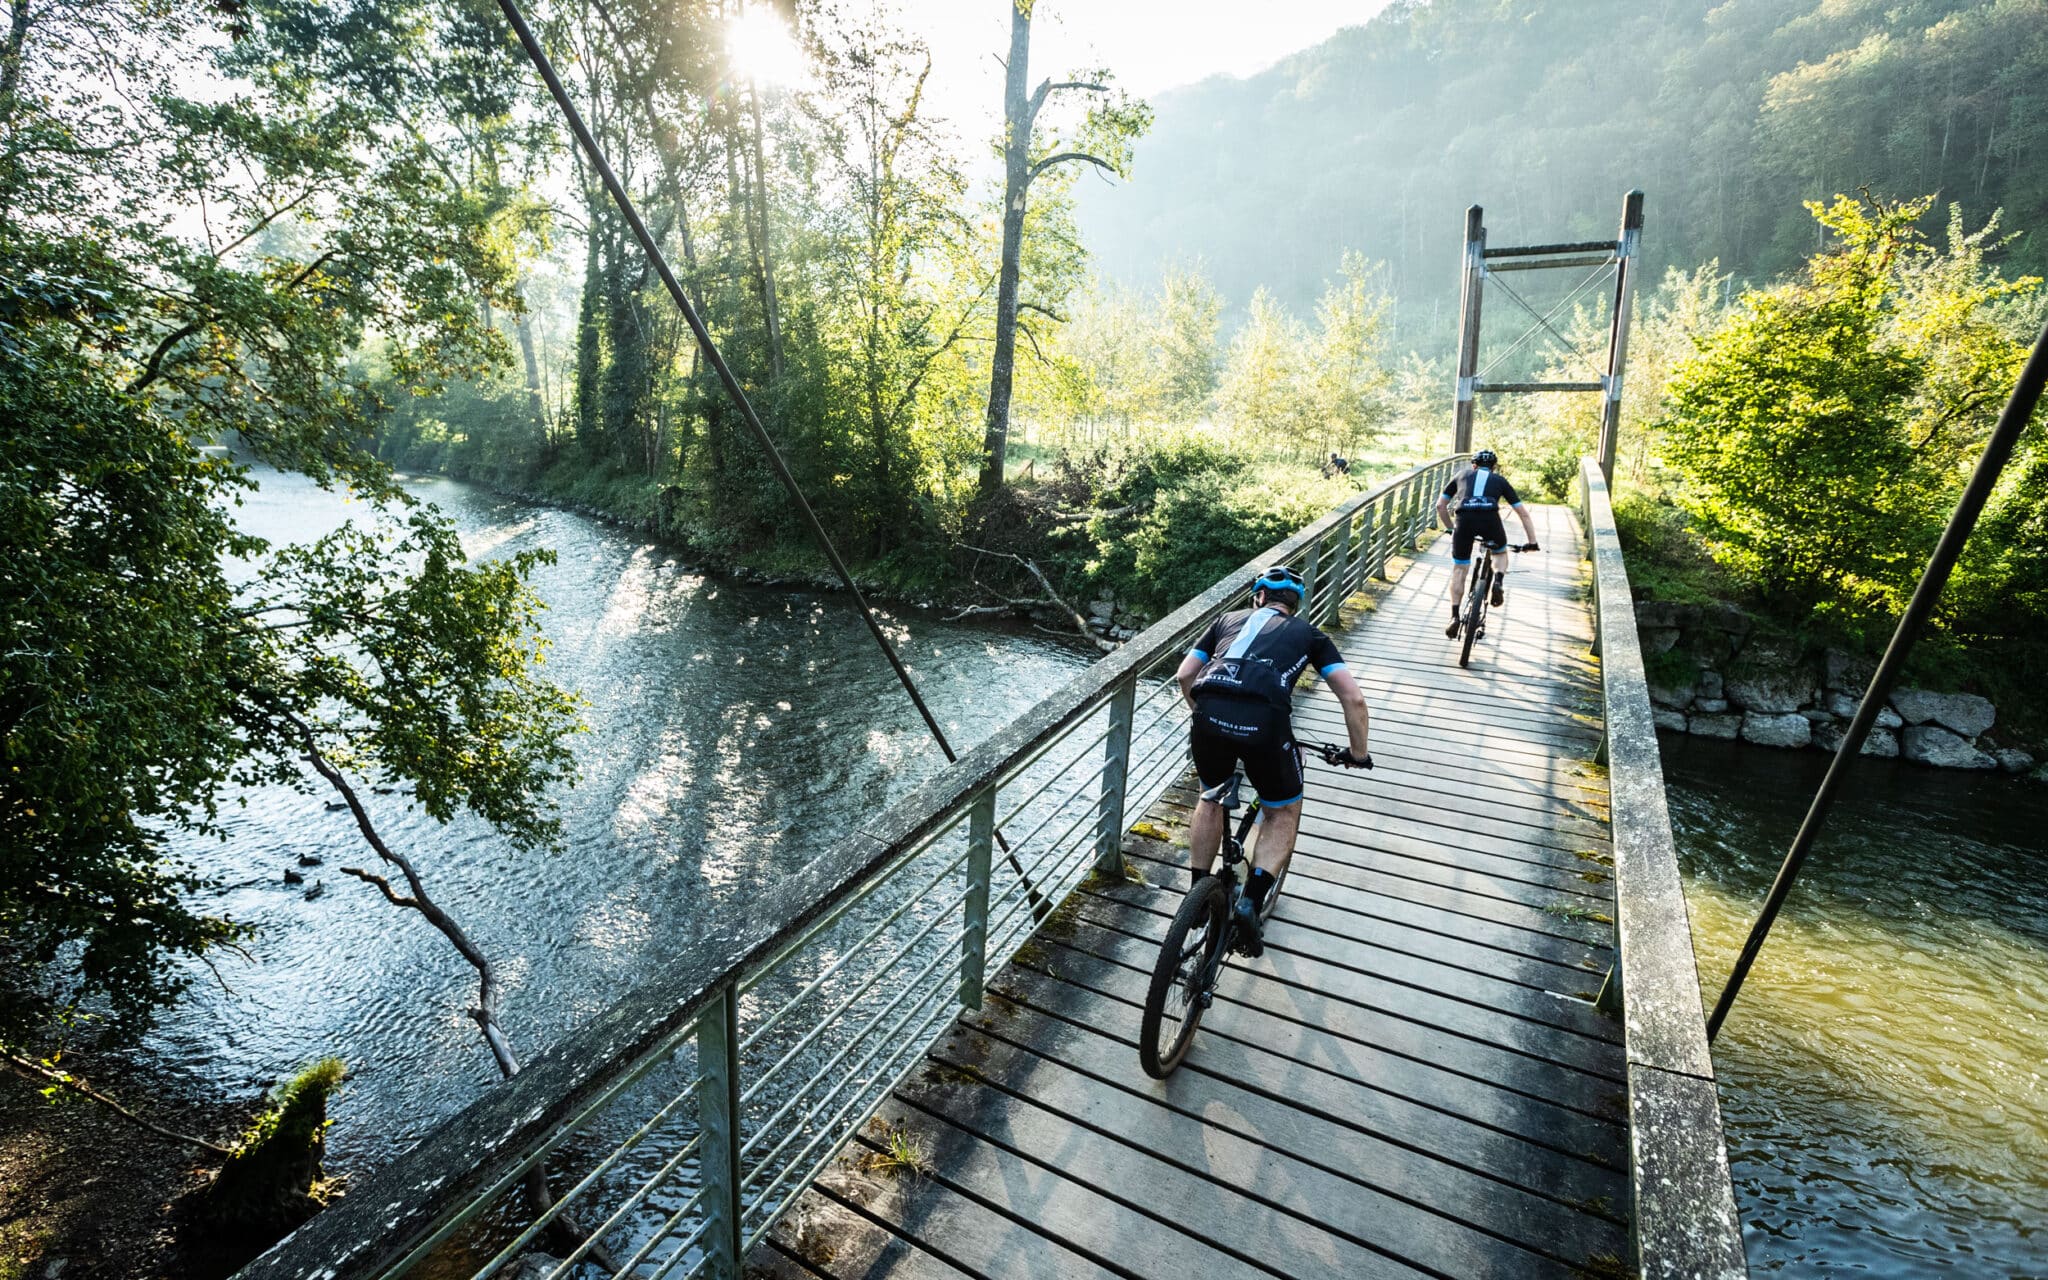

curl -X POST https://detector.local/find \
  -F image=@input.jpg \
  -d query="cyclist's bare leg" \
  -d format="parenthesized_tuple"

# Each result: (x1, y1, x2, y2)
(1253, 802, 1300, 881)
(1188, 795, 1225, 881)
(1447, 561, 1470, 606)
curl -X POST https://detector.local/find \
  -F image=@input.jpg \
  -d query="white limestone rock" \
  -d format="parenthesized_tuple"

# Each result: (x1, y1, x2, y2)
(1823, 690, 1902, 727)
(1889, 688, 1996, 738)
(1994, 748, 2036, 774)
(1693, 697, 1730, 714)
(1741, 712, 1812, 749)
(1900, 724, 1998, 770)
(1814, 722, 1900, 757)
(1653, 709, 1688, 733)
(1688, 713, 1741, 740)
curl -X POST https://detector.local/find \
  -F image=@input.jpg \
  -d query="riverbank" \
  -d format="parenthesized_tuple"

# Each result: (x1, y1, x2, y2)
(0, 1069, 257, 1280)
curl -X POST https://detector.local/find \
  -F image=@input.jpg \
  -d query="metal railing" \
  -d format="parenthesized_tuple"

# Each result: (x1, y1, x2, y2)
(237, 455, 1465, 1280)
(1576, 457, 1749, 1279)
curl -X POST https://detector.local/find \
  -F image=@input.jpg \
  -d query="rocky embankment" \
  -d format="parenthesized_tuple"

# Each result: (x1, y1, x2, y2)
(1636, 601, 2039, 777)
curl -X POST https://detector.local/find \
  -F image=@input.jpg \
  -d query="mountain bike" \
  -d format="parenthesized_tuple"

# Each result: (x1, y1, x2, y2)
(1137, 741, 1369, 1078)
(1455, 542, 1538, 669)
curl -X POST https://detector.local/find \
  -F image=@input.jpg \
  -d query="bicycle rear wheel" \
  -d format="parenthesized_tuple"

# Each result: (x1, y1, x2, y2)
(1459, 566, 1488, 669)
(1139, 876, 1229, 1078)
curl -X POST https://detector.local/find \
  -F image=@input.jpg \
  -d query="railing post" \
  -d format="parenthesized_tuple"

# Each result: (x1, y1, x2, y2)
(1363, 500, 1387, 581)
(1094, 678, 1137, 875)
(695, 983, 744, 1280)
(960, 786, 995, 1009)
(1300, 532, 1321, 616)
(1323, 512, 1354, 625)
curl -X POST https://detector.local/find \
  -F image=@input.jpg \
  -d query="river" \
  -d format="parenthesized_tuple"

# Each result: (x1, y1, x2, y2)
(144, 471, 1093, 1173)
(147, 474, 2047, 1272)
(1666, 737, 2048, 1275)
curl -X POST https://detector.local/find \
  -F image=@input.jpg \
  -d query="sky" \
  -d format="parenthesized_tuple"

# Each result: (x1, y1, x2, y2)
(878, 1, 1390, 141)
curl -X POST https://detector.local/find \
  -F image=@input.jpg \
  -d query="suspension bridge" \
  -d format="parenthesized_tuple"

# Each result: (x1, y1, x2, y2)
(239, 456, 1745, 1280)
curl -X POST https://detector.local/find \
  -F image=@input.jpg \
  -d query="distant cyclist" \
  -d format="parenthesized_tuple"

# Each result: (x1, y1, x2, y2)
(1435, 448, 1540, 638)
(1175, 567, 1371, 956)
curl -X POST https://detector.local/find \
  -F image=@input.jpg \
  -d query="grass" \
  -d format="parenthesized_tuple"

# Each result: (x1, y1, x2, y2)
(1544, 903, 1614, 925)
(858, 1120, 935, 1178)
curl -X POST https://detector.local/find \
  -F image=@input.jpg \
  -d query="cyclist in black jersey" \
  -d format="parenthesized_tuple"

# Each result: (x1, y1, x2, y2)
(1174, 567, 1372, 955)
(1434, 449, 1540, 637)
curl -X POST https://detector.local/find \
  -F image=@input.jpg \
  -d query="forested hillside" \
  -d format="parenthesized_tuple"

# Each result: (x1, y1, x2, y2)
(1076, 0, 2048, 343)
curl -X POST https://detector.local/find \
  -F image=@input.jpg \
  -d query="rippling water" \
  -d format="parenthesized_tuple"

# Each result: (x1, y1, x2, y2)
(1665, 736, 2048, 1275)
(144, 471, 1092, 1174)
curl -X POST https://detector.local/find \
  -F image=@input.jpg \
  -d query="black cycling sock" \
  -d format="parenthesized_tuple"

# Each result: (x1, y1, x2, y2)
(1246, 867, 1276, 908)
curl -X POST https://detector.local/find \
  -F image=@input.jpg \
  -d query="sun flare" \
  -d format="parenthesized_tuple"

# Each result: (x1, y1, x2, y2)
(727, 8, 805, 87)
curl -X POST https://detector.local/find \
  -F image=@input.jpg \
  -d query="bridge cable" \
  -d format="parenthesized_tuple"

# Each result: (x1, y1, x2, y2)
(1706, 317, 2048, 1041)
(492, 0, 1051, 918)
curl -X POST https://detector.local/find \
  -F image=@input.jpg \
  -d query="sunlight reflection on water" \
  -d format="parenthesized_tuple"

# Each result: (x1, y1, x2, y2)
(1666, 736, 2048, 1275)
(148, 470, 1093, 1173)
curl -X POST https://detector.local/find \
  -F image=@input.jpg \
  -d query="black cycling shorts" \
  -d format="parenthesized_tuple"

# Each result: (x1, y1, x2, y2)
(1451, 508, 1508, 564)
(1190, 722, 1304, 808)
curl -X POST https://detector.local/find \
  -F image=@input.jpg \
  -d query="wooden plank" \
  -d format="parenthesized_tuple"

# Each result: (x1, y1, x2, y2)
(805, 1121, 1132, 1280)
(1086, 878, 1600, 994)
(1121, 831, 1614, 953)
(1076, 888, 1619, 1040)
(1026, 919, 1627, 1131)
(857, 1099, 1274, 1280)
(894, 1035, 1443, 1280)
(759, 1189, 975, 1280)
(915, 1024, 1600, 1279)
(972, 965, 1630, 1221)
(1120, 841, 1611, 966)
(1289, 819, 1616, 900)
(1041, 897, 1626, 1077)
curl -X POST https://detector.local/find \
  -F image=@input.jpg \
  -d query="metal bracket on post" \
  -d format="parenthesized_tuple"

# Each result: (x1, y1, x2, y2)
(1594, 962, 1622, 1018)
(695, 983, 744, 1280)
(1323, 513, 1354, 625)
(961, 787, 995, 1009)
(1094, 680, 1137, 876)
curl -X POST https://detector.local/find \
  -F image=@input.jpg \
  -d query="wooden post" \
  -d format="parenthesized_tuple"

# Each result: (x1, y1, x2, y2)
(1596, 190, 1644, 486)
(1452, 206, 1486, 455)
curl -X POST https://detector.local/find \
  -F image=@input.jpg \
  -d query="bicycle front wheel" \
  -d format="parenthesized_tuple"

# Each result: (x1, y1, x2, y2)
(1139, 876, 1229, 1078)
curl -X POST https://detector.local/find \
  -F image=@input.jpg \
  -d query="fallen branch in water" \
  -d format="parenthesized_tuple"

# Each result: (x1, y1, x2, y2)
(956, 543, 1116, 652)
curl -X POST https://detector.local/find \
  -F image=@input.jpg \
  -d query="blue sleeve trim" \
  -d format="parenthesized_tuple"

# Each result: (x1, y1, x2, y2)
(1319, 662, 1347, 677)
(1189, 649, 1210, 663)
(1510, 501, 1526, 508)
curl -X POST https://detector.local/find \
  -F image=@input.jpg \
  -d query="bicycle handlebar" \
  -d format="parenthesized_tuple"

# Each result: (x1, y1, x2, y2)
(1303, 741, 1373, 770)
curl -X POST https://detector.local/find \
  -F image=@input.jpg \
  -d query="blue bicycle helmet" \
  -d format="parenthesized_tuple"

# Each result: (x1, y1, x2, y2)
(1252, 565, 1307, 611)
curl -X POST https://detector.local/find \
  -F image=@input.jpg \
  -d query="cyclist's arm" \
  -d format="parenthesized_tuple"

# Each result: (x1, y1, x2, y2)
(1175, 653, 1204, 710)
(1325, 667, 1372, 759)
(1434, 496, 1453, 529)
(1511, 501, 1538, 544)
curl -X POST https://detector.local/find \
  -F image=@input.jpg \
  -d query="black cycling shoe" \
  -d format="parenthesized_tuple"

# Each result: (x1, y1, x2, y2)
(1230, 894, 1265, 957)
(1444, 614, 1460, 638)
(1490, 580, 1506, 607)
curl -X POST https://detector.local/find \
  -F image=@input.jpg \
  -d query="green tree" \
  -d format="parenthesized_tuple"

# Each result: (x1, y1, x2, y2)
(0, 0, 581, 1055)
(1154, 261, 1222, 418)
(1306, 251, 1395, 458)
(1658, 198, 1939, 610)
(1216, 287, 1315, 451)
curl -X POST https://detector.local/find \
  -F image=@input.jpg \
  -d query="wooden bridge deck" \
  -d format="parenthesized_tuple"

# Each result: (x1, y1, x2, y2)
(756, 504, 1631, 1280)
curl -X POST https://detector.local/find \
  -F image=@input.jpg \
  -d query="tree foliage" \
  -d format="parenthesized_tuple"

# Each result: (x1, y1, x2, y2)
(1657, 194, 2041, 624)
(0, 0, 580, 1047)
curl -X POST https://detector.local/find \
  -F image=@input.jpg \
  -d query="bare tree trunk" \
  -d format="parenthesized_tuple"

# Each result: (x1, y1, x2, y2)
(748, 73, 784, 381)
(515, 297, 548, 442)
(978, 0, 1034, 497)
